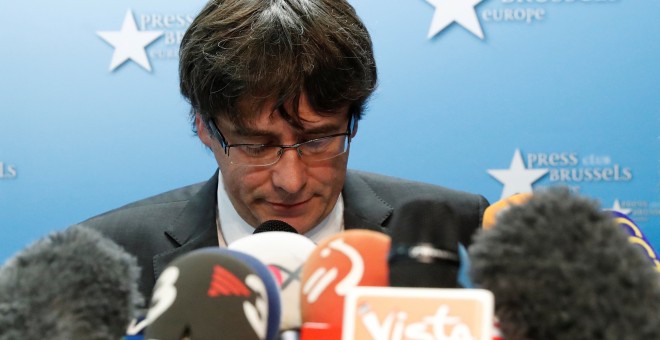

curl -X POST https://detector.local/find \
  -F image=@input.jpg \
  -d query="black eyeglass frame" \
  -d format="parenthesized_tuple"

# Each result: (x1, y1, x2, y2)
(205, 114, 356, 163)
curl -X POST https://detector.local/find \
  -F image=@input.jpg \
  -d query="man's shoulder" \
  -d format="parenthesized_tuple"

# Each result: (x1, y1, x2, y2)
(79, 180, 207, 232)
(345, 169, 489, 246)
(346, 169, 484, 204)
(109, 181, 207, 211)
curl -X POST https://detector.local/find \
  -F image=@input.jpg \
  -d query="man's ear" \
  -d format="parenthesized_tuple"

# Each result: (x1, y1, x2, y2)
(350, 119, 358, 138)
(195, 113, 214, 148)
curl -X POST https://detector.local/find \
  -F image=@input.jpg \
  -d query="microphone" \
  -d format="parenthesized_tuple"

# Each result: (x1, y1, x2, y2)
(387, 200, 461, 288)
(299, 230, 390, 339)
(143, 248, 281, 340)
(481, 193, 532, 230)
(0, 226, 142, 340)
(224, 249, 283, 340)
(469, 187, 660, 340)
(607, 210, 660, 272)
(229, 230, 316, 331)
(253, 220, 299, 234)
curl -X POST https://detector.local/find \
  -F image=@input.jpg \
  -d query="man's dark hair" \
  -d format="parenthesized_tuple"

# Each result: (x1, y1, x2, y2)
(179, 0, 378, 131)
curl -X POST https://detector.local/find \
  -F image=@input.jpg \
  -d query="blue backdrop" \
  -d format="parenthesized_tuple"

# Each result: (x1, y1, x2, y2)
(2, 0, 659, 261)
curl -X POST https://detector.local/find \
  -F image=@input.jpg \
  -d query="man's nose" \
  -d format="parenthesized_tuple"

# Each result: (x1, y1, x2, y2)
(271, 147, 307, 194)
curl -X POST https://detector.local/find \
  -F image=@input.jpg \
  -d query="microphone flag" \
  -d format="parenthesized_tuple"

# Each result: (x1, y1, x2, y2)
(342, 287, 494, 340)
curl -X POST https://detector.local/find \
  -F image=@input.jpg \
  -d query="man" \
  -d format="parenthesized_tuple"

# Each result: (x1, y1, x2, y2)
(80, 0, 488, 301)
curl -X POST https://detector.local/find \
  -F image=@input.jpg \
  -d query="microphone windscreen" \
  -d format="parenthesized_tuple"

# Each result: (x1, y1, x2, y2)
(0, 226, 142, 340)
(388, 200, 460, 288)
(253, 220, 298, 234)
(469, 187, 660, 340)
(144, 248, 281, 340)
(300, 230, 390, 335)
(230, 231, 316, 330)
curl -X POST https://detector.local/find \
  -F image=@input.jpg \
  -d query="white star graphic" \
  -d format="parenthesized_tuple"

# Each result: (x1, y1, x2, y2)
(488, 149, 549, 200)
(608, 199, 632, 215)
(425, 0, 485, 39)
(97, 10, 163, 72)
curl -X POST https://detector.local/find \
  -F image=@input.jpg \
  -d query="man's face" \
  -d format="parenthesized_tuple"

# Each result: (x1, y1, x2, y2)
(197, 94, 353, 234)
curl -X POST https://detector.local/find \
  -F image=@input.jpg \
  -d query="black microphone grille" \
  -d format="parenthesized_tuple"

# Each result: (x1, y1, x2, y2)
(253, 220, 298, 234)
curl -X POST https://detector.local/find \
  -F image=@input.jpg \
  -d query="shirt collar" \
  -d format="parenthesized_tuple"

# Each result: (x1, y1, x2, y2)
(216, 171, 344, 246)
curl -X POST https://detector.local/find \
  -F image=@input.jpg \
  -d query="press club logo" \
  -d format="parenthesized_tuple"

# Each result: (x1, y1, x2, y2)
(97, 9, 194, 72)
(0, 161, 17, 179)
(610, 199, 660, 224)
(421, 0, 618, 41)
(487, 149, 633, 199)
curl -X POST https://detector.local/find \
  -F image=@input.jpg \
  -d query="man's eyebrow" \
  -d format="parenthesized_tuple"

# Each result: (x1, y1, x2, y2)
(231, 123, 344, 137)
(230, 125, 275, 138)
(301, 123, 345, 135)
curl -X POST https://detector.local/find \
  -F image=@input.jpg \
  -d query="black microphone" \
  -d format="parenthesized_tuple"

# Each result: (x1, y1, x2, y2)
(387, 199, 461, 288)
(253, 220, 299, 234)
(143, 248, 282, 340)
(0, 226, 142, 340)
(469, 187, 660, 340)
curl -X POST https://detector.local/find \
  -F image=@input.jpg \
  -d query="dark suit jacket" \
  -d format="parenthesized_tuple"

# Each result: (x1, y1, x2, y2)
(80, 169, 488, 301)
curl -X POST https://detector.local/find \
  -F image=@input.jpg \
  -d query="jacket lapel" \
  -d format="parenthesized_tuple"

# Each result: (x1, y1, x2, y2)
(153, 170, 220, 280)
(342, 170, 393, 233)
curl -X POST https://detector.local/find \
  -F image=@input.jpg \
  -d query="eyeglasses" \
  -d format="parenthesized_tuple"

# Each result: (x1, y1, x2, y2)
(206, 115, 355, 167)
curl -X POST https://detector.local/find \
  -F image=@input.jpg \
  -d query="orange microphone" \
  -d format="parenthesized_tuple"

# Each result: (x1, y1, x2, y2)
(299, 230, 390, 339)
(482, 193, 532, 230)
